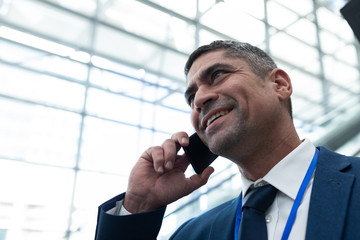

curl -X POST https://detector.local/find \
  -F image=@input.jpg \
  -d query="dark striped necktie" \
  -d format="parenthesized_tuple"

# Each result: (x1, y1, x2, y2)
(238, 184, 278, 240)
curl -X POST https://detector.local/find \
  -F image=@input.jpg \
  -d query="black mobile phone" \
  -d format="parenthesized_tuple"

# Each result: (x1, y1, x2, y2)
(182, 133, 218, 174)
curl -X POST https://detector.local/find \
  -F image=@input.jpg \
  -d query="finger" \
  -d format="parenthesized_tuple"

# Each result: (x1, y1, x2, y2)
(171, 131, 189, 149)
(150, 146, 165, 173)
(186, 166, 215, 193)
(173, 154, 190, 172)
(162, 139, 177, 170)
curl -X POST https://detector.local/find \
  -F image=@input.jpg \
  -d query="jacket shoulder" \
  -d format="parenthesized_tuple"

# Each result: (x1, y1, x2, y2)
(170, 196, 240, 240)
(317, 146, 360, 173)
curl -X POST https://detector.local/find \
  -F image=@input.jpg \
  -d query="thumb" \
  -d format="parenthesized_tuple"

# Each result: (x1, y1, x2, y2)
(187, 166, 214, 191)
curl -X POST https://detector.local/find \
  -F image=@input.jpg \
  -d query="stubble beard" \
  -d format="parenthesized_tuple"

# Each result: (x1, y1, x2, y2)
(206, 112, 249, 159)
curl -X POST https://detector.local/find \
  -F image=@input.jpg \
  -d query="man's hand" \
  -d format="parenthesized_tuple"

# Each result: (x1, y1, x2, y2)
(123, 131, 214, 214)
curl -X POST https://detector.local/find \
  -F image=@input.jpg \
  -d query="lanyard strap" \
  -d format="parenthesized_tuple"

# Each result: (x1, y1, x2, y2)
(234, 148, 319, 240)
(234, 196, 243, 240)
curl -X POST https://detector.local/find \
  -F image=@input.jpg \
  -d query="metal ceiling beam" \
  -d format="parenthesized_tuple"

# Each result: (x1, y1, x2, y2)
(315, 109, 360, 150)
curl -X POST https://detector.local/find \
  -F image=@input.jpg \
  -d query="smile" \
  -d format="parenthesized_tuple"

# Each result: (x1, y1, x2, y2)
(206, 110, 230, 127)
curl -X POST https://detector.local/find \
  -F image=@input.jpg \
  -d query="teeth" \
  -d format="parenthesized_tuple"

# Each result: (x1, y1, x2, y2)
(206, 110, 229, 127)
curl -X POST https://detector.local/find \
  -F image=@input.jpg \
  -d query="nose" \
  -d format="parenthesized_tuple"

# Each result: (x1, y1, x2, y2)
(193, 86, 218, 111)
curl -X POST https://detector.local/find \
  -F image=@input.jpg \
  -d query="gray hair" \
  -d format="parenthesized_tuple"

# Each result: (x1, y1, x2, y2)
(184, 40, 277, 79)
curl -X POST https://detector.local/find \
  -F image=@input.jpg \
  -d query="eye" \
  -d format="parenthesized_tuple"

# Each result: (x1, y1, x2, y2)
(211, 70, 226, 81)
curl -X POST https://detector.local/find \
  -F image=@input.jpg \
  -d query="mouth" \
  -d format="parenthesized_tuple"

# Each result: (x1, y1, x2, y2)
(203, 109, 231, 129)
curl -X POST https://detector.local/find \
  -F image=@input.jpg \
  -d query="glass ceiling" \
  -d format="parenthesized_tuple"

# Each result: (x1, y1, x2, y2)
(0, 0, 359, 239)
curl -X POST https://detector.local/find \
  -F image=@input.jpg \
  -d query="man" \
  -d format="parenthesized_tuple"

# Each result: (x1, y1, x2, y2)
(95, 40, 360, 239)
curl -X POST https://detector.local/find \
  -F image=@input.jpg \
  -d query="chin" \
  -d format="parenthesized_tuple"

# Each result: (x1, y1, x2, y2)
(207, 129, 245, 157)
(207, 137, 232, 155)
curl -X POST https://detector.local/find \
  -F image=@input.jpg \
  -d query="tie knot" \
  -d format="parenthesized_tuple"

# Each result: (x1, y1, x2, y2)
(243, 184, 277, 213)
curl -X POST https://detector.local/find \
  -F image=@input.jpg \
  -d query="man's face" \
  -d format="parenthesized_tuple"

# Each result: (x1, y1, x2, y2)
(185, 50, 281, 157)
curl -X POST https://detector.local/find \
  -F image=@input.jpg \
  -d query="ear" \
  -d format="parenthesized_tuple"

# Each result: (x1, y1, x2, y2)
(269, 68, 292, 102)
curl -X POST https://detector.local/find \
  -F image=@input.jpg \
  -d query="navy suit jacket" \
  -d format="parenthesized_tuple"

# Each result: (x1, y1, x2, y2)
(95, 147, 360, 239)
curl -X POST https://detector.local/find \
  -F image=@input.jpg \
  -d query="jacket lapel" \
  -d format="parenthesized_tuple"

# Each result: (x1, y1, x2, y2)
(209, 195, 241, 240)
(305, 147, 355, 240)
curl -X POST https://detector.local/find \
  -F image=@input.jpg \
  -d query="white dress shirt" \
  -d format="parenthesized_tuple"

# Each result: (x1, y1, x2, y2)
(240, 139, 316, 240)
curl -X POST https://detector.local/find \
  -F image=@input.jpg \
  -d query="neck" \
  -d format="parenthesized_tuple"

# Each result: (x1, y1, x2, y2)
(232, 127, 301, 181)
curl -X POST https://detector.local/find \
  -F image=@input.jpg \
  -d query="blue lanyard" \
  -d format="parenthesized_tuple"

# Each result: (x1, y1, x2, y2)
(234, 149, 319, 240)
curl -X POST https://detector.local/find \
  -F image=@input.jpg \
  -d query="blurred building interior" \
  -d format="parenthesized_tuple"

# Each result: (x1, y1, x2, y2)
(0, 0, 359, 239)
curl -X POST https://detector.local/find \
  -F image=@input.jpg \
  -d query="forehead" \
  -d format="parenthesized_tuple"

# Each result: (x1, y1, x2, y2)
(187, 50, 225, 77)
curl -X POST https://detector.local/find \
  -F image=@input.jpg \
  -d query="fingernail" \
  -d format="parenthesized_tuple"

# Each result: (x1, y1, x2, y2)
(182, 137, 188, 144)
(165, 161, 173, 169)
(158, 166, 164, 173)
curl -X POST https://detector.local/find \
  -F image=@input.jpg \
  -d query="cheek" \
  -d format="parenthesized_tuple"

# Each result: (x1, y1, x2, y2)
(190, 110, 199, 130)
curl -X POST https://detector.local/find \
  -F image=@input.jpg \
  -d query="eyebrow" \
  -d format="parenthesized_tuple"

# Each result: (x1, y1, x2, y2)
(199, 62, 236, 81)
(184, 84, 196, 104)
(184, 62, 237, 104)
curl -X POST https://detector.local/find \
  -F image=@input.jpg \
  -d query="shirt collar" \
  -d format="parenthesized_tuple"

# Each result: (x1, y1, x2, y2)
(241, 139, 316, 200)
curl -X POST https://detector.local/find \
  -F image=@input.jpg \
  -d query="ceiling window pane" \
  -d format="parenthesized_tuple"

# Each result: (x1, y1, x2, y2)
(158, 76, 184, 92)
(100, 0, 195, 52)
(74, 171, 129, 209)
(89, 68, 145, 98)
(148, 0, 197, 19)
(137, 128, 157, 153)
(0, 64, 86, 110)
(154, 105, 193, 133)
(89, 68, 173, 104)
(328, 86, 357, 108)
(200, 0, 264, 23)
(290, 69, 323, 103)
(95, 25, 187, 80)
(199, 29, 229, 46)
(320, 30, 358, 66)
(161, 50, 189, 80)
(274, 0, 313, 16)
(200, 4, 265, 45)
(0, 26, 75, 57)
(320, 30, 345, 55)
(165, 17, 196, 53)
(80, 117, 139, 174)
(0, 37, 89, 82)
(86, 88, 141, 124)
(323, 56, 360, 91)
(270, 32, 320, 73)
(286, 18, 317, 46)
(2, 0, 92, 48)
(267, 1, 299, 30)
(316, 7, 355, 41)
(0, 99, 80, 167)
(139, 102, 155, 129)
(69, 170, 129, 238)
(43, 0, 97, 17)
(226, 0, 265, 20)
(23, 55, 89, 82)
(142, 85, 170, 103)
(294, 100, 325, 123)
(0, 39, 46, 63)
(334, 45, 359, 66)
(0, 160, 74, 239)
(71, 171, 128, 238)
(161, 91, 190, 111)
